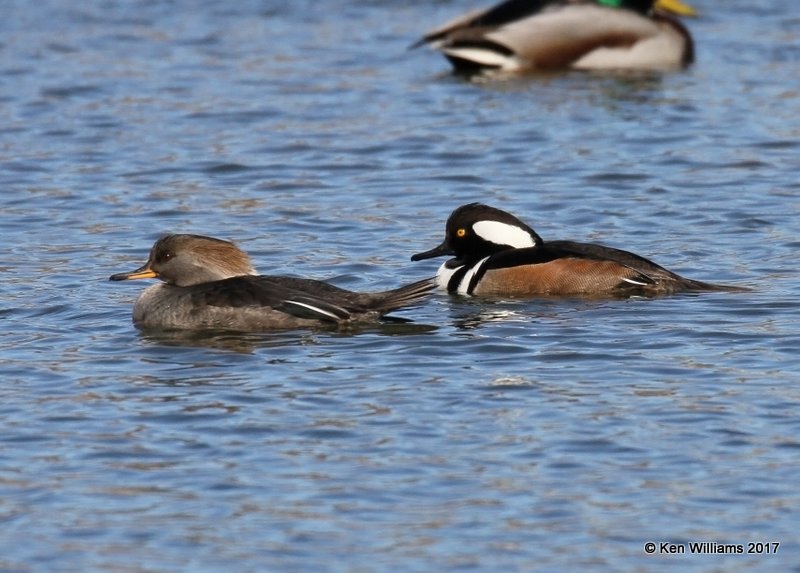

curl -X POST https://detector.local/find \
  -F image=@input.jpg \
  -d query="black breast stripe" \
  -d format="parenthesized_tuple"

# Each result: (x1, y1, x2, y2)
(448, 265, 472, 293)
(466, 261, 489, 294)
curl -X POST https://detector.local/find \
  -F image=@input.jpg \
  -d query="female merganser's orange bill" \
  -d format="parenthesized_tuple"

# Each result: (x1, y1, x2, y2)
(413, 0, 696, 74)
(110, 234, 435, 331)
(412, 203, 748, 297)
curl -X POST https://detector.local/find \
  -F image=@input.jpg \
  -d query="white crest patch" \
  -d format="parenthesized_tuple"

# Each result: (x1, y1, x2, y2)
(473, 221, 536, 249)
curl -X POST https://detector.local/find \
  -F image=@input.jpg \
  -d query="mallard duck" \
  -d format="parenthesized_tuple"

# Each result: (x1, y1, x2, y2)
(414, 0, 697, 73)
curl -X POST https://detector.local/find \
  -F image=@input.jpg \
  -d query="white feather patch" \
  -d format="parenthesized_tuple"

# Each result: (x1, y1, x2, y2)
(441, 47, 519, 70)
(457, 256, 490, 295)
(285, 300, 342, 321)
(473, 221, 536, 249)
(435, 262, 459, 290)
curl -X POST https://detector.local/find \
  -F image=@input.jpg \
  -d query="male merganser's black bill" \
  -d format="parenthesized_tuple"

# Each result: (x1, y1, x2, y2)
(411, 241, 453, 261)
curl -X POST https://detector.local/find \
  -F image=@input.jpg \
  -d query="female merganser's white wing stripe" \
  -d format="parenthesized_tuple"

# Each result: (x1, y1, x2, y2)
(284, 300, 345, 322)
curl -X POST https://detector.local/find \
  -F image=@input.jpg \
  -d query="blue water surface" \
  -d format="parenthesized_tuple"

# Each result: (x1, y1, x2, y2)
(2, 1, 800, 571)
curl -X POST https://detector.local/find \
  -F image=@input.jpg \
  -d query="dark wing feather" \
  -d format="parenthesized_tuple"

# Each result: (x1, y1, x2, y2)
(478, 241, 665, 289)
(188, 276, 352, 323)
(544, 240, 673, 277)
(277, 296, 352, 322)
(415, 0, 558, 47)
(481, 241, 733, 292)
(188, 276, 291, 309)
(473, 0, 561, 28)
(187, 275, 435, 323)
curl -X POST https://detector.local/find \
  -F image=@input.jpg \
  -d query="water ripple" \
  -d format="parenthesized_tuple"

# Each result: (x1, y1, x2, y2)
(1, 0, 800, 571)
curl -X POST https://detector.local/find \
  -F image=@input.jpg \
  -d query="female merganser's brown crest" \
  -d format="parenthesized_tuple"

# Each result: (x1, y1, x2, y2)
(109, 234, 258, 287)
(412, 203, 748, 297)
(110, 234, 435, 331)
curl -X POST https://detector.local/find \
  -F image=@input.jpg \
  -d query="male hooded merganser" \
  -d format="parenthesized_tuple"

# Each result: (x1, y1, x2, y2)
(411, 203, 745, 297)
(413, 0, 696, 74)
(110, 234, 435, 331)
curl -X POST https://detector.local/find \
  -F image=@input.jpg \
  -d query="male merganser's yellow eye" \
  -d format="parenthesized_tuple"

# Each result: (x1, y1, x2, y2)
(456, 228, 466, 238)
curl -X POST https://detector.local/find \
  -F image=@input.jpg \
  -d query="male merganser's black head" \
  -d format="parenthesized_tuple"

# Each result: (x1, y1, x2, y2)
(411, 203, 543, 266)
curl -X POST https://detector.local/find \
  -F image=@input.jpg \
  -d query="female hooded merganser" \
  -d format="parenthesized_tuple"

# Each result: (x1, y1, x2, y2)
(411, 203, 745, 297)
(110, 234, 435, 331)
(413, 0, 696, 74)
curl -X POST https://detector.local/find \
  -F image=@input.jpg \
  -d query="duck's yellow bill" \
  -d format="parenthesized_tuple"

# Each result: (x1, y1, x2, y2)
(655, 0, 698, 16)
(109, 267, 158, 281)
